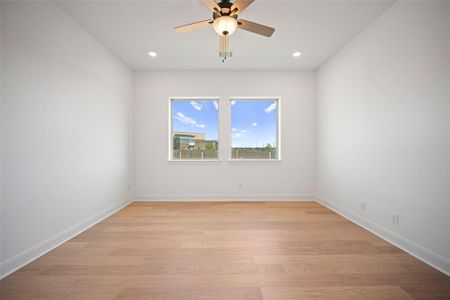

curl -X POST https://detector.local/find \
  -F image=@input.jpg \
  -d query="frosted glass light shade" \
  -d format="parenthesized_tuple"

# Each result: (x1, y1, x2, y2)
(213, 16, 238, 36)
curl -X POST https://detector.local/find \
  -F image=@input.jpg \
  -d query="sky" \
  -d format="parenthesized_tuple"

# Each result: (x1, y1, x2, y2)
(171, 98, 278, 147)
(231, 99, 277, 148)
(172, 99, 219, 140)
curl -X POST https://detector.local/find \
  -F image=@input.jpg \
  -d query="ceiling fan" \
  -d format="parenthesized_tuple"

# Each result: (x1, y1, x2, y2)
(175, 0, 275, 61)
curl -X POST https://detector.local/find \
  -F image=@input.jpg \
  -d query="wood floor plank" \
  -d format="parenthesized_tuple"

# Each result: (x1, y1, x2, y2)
(38, 263, 285, 276)
(115, 287, 263, 300)
(261, 286, 414, 300)
(280, 254, 430, 274)
(1, 201, 449, 300)
(400, 285, 450, 300)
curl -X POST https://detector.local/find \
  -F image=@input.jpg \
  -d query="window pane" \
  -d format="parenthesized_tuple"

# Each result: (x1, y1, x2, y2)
(171, 99, 219, 160)
(231, 99, 278, 159)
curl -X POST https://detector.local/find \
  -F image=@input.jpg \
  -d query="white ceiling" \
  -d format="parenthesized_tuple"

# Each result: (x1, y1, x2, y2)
(56, 0, 394, 70)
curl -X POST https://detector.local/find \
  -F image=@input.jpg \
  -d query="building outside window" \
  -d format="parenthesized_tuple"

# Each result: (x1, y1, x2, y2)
(170, 98, 219, 160)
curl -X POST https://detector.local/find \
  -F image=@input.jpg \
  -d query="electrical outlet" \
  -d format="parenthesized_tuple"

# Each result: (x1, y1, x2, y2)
(360, 202, 366, 211)
(392, 213, 399, 226)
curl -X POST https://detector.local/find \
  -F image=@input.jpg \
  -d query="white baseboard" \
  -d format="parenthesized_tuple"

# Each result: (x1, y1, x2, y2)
(0, 198, 133, 279)
(134, 194, 315, 201)
(316, 196, 450, 276)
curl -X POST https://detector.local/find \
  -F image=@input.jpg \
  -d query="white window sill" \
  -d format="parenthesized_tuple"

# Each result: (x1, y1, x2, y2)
(167, 159, 221, 163)
(167, 159, 282, 164)
(228, 159, 282, 163)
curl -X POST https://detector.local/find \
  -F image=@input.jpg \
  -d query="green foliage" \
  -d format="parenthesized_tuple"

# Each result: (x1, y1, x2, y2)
(263, 143, 273, 151)
(206, 142, 215, 151)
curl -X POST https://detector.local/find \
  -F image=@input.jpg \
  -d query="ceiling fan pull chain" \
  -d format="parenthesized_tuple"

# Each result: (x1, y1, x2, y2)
(219, 36, 232, 62)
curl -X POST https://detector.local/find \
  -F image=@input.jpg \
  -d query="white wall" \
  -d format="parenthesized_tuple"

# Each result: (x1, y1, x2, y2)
(134, 71, 315, 199)
(316, 1, 450, 274)
(1, 1, 133, 277)
(0, 0, 3, 269)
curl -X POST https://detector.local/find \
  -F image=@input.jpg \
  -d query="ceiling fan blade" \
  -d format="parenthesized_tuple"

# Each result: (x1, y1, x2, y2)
(231, 0, 255, 14)
(238, 19, 275, 37)
(202, 0, 221, 13)
(175, 19, 213, 33)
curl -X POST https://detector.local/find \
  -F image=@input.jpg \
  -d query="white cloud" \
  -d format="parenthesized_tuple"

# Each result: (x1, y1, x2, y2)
(174, 112, 206, 128)
(251, 122, 258, 127)
(231, 129, 250, 138)
(231, 100, 236, 106)
(190, 101, 203, 111)
(213, 101, 219, 110)
(264, 102, 277, 113)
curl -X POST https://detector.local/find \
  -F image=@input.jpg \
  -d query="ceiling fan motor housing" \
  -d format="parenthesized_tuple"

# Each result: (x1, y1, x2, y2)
(213, 0, 237, 19)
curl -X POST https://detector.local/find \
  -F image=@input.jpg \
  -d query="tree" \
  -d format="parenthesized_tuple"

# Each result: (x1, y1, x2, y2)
(206, 142, 215, 151)
(264, 143, 273, 151)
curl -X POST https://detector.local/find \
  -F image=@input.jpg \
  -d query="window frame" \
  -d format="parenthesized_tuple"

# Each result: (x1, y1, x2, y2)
(168, 97, 221, 162)
(228, 97, 281, 162)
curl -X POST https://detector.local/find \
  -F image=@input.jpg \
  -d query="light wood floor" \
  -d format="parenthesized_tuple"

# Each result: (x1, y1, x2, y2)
(1, 201, 449, 299)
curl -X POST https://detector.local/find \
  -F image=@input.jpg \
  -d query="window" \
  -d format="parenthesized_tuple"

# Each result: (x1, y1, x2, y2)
(230, 98, 279, 160)
(170, 98, 219, 160)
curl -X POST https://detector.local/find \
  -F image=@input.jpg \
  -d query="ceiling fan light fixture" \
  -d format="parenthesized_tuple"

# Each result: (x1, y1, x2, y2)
(213, 16, 238, 36)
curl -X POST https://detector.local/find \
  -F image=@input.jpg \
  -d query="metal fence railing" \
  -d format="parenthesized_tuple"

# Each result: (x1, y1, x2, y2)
(172, 150, 218, 160)
(172, 148, 277, 160)
(231, 148, 277, 159)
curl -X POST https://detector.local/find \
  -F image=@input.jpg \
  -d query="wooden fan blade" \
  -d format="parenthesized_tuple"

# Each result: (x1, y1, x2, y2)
(202, 0, 221, 13)
(231, 0, 255, 14)
(175, 19, 213, 33)
(238, 19, 275, 37)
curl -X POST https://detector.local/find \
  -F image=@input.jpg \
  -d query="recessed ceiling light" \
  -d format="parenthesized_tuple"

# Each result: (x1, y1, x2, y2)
(292, 51, 302, 57)
(148, 51, 158, 57)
